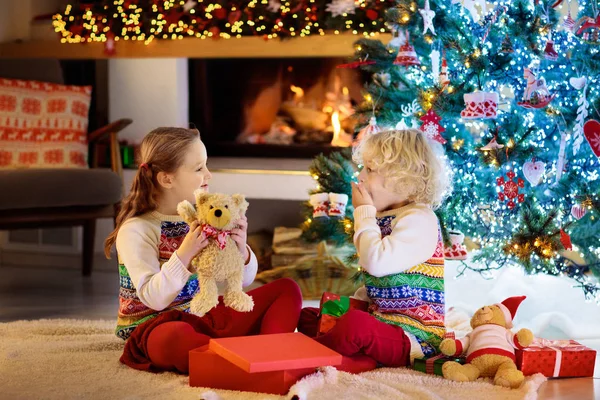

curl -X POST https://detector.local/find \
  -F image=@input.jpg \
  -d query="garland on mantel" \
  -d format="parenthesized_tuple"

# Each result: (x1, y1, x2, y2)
(53, 0, 397, 44)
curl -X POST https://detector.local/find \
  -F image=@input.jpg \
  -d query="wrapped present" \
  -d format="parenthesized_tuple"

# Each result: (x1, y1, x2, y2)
(317, 292, 369, 336)
(515, 338, 596, 378)
(413, 354, 465, 376)
(189, 332, 342, 395)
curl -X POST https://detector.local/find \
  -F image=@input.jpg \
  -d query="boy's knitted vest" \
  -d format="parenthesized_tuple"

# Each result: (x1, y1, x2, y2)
(116, 220, 198, 340)
(363, 214, 445, 357)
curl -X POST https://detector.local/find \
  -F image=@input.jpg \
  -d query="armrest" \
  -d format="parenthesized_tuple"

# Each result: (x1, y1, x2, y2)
(88, 118, 133, 143)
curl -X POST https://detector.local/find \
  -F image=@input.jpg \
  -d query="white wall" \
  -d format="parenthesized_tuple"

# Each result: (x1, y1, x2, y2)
(0, 0, 32, 42)
(108, 58, 189, 144)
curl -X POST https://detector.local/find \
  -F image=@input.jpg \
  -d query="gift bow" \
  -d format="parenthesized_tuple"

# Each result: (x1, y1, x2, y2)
(201, 224, 231, 250)
(321, 296, 350, 317)
(528, 338, 588, 377)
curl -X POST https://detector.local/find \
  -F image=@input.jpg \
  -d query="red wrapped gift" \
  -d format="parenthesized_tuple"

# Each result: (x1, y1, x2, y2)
(189, 332, 342, 395)
(317, 292, 369, 336)
(515, 338, 596, 378)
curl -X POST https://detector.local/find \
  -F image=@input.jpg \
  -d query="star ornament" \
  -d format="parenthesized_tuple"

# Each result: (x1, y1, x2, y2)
(419, 0, 436, 36)
(419, 109, 446, 144)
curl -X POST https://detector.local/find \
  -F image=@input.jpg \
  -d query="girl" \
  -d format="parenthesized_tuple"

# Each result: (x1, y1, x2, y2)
(105, 127, 302, 374)
(299, 128, 451, 368)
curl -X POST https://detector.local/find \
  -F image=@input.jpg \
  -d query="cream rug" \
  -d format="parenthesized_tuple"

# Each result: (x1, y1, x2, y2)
(0, 319, 546, 400)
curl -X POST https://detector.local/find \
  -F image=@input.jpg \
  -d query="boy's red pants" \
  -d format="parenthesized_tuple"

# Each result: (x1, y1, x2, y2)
(120, 278, 302, 373)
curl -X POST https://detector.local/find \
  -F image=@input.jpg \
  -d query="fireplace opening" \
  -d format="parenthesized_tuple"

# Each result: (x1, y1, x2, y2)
(189, 58, 367, 159)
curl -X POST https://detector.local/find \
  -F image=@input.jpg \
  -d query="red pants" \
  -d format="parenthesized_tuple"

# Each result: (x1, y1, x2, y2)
(298, 307, 411, 368)
(120, 278, 302, 374)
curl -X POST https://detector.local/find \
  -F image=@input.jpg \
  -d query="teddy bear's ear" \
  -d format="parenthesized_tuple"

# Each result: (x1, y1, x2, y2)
(194, 189, 211, 206)
(177, 200, 197, 225)
(232, 194, 249, 214)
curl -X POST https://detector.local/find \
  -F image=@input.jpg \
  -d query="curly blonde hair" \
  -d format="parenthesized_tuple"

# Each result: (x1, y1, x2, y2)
(353, 128, 452, 209)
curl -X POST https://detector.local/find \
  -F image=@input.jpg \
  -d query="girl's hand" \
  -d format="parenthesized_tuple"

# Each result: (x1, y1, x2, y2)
(352, 182, 374, 208)
(177, 221, 210, 269)
(231, 215, 250, 263)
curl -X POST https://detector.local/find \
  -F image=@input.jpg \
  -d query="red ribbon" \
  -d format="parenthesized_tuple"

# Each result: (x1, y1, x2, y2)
(201, 224, 231, 250)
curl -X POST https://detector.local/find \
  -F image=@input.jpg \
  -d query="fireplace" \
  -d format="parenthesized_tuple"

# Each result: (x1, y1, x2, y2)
(189, 58, 366, 158)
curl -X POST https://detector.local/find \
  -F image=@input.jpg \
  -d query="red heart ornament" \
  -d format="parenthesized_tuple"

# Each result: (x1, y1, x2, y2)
(583, 119, 600, 157)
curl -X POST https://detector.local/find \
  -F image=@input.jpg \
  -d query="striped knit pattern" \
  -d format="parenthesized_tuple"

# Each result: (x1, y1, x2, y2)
(363, 214, 445, 355)
(116, 220, 199, 340)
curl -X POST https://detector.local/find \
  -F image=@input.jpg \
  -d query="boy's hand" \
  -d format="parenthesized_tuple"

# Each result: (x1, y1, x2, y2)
(231, 215, 250, 263)
(352, 182, 374, 208)
(177, 221, 210, 269)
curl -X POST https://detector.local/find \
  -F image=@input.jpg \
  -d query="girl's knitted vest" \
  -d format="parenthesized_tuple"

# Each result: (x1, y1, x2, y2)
(362, 214, 446, 357)
(115, 220, 198, 340)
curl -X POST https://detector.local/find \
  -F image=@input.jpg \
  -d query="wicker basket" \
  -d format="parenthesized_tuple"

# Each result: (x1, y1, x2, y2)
(256, 241, 358, 299)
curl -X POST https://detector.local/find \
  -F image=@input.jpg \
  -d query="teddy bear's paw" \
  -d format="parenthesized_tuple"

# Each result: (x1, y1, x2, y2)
(494, 369, 524, 389)
(190, 296, 218, 317)
(442, 362, 480, 382)
(439, 339, 457, 356)
(224, 292, 254, 312)
(516, 328, 534, 348)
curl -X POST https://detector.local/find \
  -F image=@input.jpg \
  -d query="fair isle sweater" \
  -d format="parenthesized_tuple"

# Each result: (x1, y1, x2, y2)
(353, 204, 445, 359)
(115, 211, 258, 340)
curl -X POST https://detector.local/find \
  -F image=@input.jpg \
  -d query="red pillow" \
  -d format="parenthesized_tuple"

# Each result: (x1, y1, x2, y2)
(0, 78, 92, 169)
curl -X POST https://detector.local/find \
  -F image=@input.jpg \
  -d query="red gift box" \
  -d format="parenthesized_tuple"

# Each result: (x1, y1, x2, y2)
(515, 338, 596, 378)
(317, 292, 369, 336)
(189, 332, 342, 395)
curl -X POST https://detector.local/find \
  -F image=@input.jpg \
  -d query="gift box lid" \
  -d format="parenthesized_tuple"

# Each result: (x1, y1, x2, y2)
(208, 332, 343, 373)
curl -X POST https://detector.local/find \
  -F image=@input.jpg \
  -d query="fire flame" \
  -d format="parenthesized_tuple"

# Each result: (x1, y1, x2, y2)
(290, 85, 304, 103)
(331, 111, 350, 147)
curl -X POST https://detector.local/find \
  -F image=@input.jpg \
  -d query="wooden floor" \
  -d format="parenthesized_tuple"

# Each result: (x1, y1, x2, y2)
(0, 264, 598, 399)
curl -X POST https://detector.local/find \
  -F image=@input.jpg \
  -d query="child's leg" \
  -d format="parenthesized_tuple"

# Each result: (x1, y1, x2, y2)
(225, 278, 303, 336)
(315, 310, 411, 367)
(146, 321, 210, 373)
(297, 306, 320, 337)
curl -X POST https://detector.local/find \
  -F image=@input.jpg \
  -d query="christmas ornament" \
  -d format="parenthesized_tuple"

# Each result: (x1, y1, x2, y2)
(444, 230, 468, 260)
(183, 0, 197, 12)
(439, 51, 450, 86)
(500, 34, 514, 53)
(543, 37, 559, 61)
(394, 31, 421, 67)
(572, 76, 588, 155)
(366, 9, 378, 21)
(267, 0, 281, 13)
(518, 68, 555, 109)
(328, 193, 349, 217)
(398, 100, 422, 130)
(310, 193, 330, 218)
(563, 4, 576, 31)
(584, 119, 600, 157)
(431, 49, 441, 80)
(420, 109, 446, 144)
(354, 116, 381, 145)
(419, 0, 436, 36)
(571, 204, 587, 220)
(523, 159, 546, 186)
(497, 171, 525, 210)
(560, 228, 572, 251)
(455, 0, 487, 23)
(555, 132, 568, 183)
(374, 72, 391, 88)
(551, 0, 564, 7)
(104, 32, 116, 56)
(326, 0, 357, 18)
(480, 136, 504, 150)
(460, 91, 499, 119)
(576, 14, 600, 44)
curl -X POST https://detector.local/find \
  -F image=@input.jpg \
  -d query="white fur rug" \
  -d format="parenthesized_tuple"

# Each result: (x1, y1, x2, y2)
(0, 319, 546, 400)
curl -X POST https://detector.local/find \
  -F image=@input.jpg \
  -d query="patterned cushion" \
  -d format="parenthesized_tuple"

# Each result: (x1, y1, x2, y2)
(0, 78, 92, 170)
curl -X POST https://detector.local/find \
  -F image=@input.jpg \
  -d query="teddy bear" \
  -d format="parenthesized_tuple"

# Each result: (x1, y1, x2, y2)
(177, 190, 254, 317)
(439, 296, 534, 389)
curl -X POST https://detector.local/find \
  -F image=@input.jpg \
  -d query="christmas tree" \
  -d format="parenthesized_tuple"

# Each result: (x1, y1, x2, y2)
(302, 0, 600, 301)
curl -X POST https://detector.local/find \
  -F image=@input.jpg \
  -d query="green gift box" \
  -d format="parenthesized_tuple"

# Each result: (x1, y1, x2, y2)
(413, 355, 465, 376)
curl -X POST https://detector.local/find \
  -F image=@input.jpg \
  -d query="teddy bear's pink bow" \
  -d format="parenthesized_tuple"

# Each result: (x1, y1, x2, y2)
(201, 224, 231, 250)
